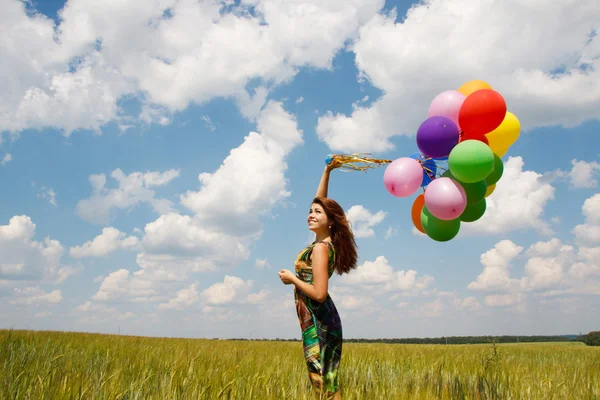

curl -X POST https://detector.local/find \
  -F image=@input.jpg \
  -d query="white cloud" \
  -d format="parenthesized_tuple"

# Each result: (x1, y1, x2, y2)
(133, 101, 302, 280)
(295, 96, 304, 104)
(158, 283, 199, 310)
(339, 295, 374, 310)
(9, 286, 62, 305)
(316, 0, 600, 152)
(468, 240, 524, 291)
(384, 226, 398, 240)
(200, 275, 263, 306)
(76, 168, 179, 225)
(545, 159, 600, 189)
(37, 187, 57, 207)
(92, 269, 158, 303)
(461, 157, 555, 235)
(255, 259, 270, 270)
(32, 182, 57, 206)
(1, 153, 11, 166)
(247, 289, 269, 305)
(0, 215, 78, 283)
(1, 0, 383, 137)
(70, 227, 139, 258)
(201, 115, 216, 132)
(484, 293, 524, 308)
(469, 202, 600, 304)
(572, 193, 600, 244)
(346, 205, 387, 238)
(340, 256, 434, 294)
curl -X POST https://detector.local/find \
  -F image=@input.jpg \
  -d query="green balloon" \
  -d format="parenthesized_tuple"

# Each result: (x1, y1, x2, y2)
(421, 206, 461, 242)
(460, 198, 487, 222)
(448, 140, 495, 183)
(442, 170, 487, 204)
(485, 154, 504, 186)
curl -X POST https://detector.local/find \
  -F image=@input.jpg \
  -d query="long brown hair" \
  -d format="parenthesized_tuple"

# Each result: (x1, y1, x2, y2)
(312, 197, 358, 275)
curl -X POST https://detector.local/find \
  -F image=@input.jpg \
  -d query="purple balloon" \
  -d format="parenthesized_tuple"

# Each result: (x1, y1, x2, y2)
(416, 116, 460, 158)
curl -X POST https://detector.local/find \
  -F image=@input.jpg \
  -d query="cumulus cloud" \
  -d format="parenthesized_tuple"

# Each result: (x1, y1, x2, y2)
(200, 275, 265, 306)
(340, 255, 434, 294)
(346, 205, 387, 238)
(461, 157, 555, 236)
(76, 168, 179, 225)
(469, 196, 600, 307)
(316, 0, 600, 152)
(1, 0, 383, 137)
(545, 159, 600, 188)
(0, 215, 78, 283)
(158, 283, 199, 311)
(572, 193, 600, 244)
(135, 101, 302, 279)
(92, 269, 159, 303)
(70, 227, 139, 258)
(9, 286, 62, 305)
(468, 240, 524, 291)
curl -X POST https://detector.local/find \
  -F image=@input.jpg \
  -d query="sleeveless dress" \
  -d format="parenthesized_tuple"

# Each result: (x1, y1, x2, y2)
(294, 240, 343, 395)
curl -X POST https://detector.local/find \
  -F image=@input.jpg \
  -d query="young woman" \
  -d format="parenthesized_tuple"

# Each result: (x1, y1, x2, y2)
(278, 163, 358, 399)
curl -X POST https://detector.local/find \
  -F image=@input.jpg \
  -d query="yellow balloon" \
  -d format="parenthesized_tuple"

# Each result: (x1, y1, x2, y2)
(458, 80, 492, 97)
(485, 184, 496, 197)
(486, 112, 520, 150)
(495, 147, 509, 157)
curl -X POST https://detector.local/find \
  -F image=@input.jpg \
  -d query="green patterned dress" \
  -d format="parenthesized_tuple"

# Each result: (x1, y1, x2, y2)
(294, 240, 343, 394)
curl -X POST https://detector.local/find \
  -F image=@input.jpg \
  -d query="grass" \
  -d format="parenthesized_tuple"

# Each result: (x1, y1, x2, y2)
(1, 329, 599, 399)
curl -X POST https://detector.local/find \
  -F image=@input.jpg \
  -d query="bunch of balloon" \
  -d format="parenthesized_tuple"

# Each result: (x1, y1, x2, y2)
(383, 79, 521, 242)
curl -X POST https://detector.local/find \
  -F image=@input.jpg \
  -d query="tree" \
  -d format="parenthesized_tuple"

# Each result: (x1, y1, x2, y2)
(582, 331, 600, 346)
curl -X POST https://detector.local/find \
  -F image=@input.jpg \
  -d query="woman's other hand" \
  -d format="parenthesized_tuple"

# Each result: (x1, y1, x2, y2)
(278, 269, 295, 285)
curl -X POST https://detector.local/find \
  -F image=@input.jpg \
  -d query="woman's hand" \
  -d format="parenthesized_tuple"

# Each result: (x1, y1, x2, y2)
(278, 269, 295, 285)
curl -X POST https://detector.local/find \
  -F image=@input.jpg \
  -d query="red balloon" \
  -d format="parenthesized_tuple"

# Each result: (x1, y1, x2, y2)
(459, 132, 489, 145)
(458, 89, 507, 136)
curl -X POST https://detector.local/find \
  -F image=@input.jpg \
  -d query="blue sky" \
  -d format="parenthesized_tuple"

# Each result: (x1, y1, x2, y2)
(1, 0, 599, 339)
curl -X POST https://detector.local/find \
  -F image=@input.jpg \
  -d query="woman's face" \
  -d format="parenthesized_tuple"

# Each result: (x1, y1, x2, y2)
(307, 203, 330, 232)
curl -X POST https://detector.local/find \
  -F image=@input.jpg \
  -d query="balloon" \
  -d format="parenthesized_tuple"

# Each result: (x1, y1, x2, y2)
(421, 206, 461, 242)
(458, 80, 492, 97)
(416, 116, 460, 158)
(448, 140, 495, 183)
(411, 194, 426, 233)
(325, 154, 334, 165)
(495, 147, 509, 157)
(486, 112, 521, 152)
(383, 157, 424, 197)
(409, 152, 437, 187)
(485, 154, 504, 186)
(460, 198, 487, 222)
(428, 90, 466, 129)
(458, 89, 507, 136)
(485, 184, 496, 197)
(459, 132, 489, 145)
(424, 177, 467, 220)
(442, 170, 487, 205)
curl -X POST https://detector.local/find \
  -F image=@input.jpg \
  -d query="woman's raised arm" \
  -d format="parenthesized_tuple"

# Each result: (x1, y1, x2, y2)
(315, 165, 333, 198)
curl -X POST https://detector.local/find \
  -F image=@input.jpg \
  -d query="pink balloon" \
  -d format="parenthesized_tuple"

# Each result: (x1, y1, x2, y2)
(424, 177, 467, 220)
(428, 90, 466, 130)
(383, 157, 423, 198)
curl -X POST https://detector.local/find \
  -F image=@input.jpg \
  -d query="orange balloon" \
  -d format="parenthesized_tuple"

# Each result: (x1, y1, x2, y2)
(485, 184, 496, 197)
(412, 194, 425, 233)
(458, 80, 492, 97)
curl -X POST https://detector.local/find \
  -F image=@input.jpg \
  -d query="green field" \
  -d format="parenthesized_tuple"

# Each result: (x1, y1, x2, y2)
(2, 329, 599, 399)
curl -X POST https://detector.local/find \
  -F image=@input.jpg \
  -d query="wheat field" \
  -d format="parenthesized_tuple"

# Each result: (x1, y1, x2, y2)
(1, 329, 599, 399)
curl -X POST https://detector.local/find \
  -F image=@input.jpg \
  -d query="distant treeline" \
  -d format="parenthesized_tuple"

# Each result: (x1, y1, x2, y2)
(224, 335, 592, 344)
